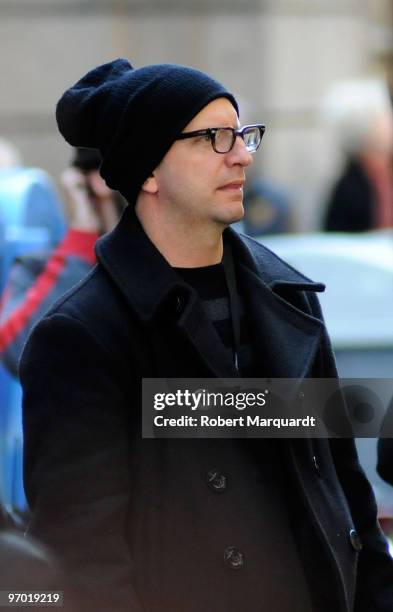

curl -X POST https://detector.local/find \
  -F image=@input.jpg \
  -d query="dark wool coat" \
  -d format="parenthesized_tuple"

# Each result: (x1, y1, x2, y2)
(377, 437, 393, 486)
(20, 205, 393, 612)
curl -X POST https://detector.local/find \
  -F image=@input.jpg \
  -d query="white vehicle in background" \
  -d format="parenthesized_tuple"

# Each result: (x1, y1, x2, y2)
(260, 230, 393, 522)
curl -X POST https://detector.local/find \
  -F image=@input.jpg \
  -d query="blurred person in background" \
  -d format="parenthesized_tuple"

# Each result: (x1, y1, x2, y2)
(0, 147, 124, 377)
(322, 79, 393, 232)
(0, 139, 22, 169)
(242, 173, 292, 236)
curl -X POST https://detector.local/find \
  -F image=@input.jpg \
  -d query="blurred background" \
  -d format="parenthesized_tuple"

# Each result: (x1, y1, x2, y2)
(1, 0, 393, 543)
(1, 0, 393, 230)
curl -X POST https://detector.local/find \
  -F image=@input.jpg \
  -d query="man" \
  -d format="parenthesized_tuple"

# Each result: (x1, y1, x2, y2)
(322, 78, 393, 232)
(20, 59, 393, 612)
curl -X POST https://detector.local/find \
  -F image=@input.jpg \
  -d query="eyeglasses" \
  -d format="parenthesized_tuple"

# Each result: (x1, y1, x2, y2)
(175, 124, 266, 154)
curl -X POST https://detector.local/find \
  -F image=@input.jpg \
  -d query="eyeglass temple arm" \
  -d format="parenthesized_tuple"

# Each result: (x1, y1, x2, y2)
(176, 129, 213, 140)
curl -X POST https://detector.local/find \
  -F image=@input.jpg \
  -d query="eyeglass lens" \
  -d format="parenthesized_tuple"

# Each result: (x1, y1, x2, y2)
(214, 129, 235, 153)
(214, 127, 261, 153)
(243, 128, 261, 152)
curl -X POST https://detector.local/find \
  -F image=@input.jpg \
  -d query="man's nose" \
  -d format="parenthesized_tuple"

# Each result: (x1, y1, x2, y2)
(226, 136, 254, 167)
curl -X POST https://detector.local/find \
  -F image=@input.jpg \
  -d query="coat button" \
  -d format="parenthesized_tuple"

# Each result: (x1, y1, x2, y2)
(349, 529, 363, 551)
(298, 390, 305, 401)
(206, 469, 227, 493)
(224, 546, 244, 570)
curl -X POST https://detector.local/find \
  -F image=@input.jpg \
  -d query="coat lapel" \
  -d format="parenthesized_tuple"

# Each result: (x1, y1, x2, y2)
(226, 228, 325, 380)
(238, 263, 323, 379)
(174, 291, 239, 378)
(96, 207, 239, 378)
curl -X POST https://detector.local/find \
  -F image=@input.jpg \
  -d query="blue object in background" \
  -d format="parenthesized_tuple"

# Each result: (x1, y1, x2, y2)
(0, 376, 25, 514)
(0, 167, 66, 515)
(0, 167, 66, 245)
(0, 238, 45, 513)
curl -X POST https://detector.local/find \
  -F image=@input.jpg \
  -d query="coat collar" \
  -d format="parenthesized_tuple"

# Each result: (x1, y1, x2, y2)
(96, 204, 325, 324)
(96, 205, 191, 323)
(96, 206, 326, 380)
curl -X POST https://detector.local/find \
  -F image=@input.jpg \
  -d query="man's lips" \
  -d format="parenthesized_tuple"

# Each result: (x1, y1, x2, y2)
(217, 180, 244, 191)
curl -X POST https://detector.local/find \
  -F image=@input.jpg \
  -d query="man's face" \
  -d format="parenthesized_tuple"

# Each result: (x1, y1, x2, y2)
(152, 97, 254, 228)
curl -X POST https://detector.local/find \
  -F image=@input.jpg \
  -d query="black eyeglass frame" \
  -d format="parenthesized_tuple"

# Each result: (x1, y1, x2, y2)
(175, 124, 266, 154)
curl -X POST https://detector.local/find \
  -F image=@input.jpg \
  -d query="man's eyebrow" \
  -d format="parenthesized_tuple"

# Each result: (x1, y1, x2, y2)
(194, 123, 239, 130)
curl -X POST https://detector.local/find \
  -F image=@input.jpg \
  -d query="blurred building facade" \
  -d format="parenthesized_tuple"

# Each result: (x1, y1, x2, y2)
(1, 0, 392, 230)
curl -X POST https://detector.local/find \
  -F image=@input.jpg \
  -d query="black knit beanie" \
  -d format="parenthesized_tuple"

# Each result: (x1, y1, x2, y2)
(56, 58, 239, 204)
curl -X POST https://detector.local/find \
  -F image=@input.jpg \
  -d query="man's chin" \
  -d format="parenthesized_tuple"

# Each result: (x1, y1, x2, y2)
(223, 202, 245, 225)
(210, 199, 244, 229)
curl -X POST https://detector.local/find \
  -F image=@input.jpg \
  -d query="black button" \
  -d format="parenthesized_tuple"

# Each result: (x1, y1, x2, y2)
(298, 390, 305, 401)
(312, 455, 321, 477)
(224, 546, 244, 569)
(349, 529, 363, 551)
(206, 469, 227, 493)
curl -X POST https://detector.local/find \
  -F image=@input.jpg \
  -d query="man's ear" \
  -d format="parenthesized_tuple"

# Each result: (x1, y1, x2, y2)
(141, 174, 158, 195)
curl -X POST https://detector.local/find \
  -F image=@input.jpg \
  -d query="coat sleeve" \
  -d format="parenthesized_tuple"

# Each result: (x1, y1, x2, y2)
(377, 437, 393, 486)
(329, 438, 393, 611)
(376, 399, 393, 486)
(0, 229, 97, 377)
(19, 313, 144, 612)
(306, 290, 393, 611)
